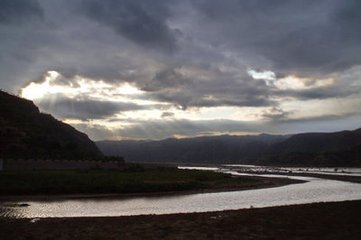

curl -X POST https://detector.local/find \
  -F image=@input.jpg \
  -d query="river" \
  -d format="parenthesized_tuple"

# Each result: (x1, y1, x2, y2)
(1, 165, 361, 218)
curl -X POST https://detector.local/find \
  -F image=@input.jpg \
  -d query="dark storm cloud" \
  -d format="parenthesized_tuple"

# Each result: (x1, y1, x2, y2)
(261, 107, 290, 122)
(161, 112, 175, 118)
(81, 0, 177, 52)
(192, 0, 361, 75)
(0, 0, 361, 140)
(279, 86, 361, 100)
(2, 0, 360, 95)
(142, 68, 191, 92)
(140, 66, 274, 110)
(0, 0, 44, 24)
(36, 95, 146, 120)
(279, 112, 361, 124)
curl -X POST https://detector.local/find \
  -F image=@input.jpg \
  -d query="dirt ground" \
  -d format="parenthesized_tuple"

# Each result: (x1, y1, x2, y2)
(1, 200, 361, 240)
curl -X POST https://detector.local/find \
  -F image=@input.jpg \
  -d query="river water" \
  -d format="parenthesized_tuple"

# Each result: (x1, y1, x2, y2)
(1, 166, 361, 218)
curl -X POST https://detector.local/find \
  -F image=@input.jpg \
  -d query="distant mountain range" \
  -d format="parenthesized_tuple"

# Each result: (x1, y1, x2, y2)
(0, 90, 102, 159)
(97, 128, 361, 166)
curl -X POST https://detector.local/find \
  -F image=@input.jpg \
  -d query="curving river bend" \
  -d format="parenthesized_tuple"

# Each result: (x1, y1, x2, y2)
(1, 165, 361, 218)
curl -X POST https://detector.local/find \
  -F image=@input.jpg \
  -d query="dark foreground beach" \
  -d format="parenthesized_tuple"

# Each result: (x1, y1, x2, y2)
(1, 200, 360, 240)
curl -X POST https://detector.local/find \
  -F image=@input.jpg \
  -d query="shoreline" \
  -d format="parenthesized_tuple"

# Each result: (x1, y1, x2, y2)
(274, 172, 361, 183)
(1, 200, 360, 239)
(236, 171, 361, 184)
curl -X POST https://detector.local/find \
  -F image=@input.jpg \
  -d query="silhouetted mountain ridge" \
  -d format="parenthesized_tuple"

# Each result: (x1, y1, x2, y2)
(97, 128, 361, 166)
(97, 134, 288, 164)
(0, 90, 102, 159)
(260, 129, 361, 166)
(271, 129, 361, 154)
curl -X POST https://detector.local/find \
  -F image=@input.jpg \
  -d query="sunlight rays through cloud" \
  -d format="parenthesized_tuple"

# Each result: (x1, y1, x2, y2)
(4, 0, 360, 140)
(17, 65, 361, 141)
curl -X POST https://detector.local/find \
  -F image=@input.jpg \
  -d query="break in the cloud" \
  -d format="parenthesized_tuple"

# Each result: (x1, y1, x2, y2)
(1, 0, 361, 140)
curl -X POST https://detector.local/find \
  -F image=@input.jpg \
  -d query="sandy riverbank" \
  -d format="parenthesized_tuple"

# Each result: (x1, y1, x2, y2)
(1, 200, 360, 239)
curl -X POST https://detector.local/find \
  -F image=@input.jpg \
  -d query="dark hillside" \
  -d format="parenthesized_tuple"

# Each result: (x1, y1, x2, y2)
(259, 128, 361, 166)
(97, 134, 287, 164)
(97, 128, 361, 166)
(271, 129, 361, 154)
(0, 91, 102, 159)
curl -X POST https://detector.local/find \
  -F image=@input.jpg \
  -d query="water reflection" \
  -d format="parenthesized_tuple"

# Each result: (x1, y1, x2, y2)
(0, 203, 26, 218)
(2, 166, 361, 218)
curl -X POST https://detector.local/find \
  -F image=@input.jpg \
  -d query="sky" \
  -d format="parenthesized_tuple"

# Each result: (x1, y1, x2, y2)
(1, 0, 361, 141)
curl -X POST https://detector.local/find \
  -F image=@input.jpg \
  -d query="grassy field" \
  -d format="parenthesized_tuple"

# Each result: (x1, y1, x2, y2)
(0, 166, 270, 196)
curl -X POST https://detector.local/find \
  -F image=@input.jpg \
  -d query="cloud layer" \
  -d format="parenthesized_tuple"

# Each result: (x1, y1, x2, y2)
(1, 0, 361, 140)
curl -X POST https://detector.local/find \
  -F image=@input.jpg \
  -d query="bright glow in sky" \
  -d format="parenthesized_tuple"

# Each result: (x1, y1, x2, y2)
(21, 71, 60, 100)
(274, 76, 335, 90)
(247, 69, 276, 81)
(2, 0, 361, 140)
(18, 67, 361, 141)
